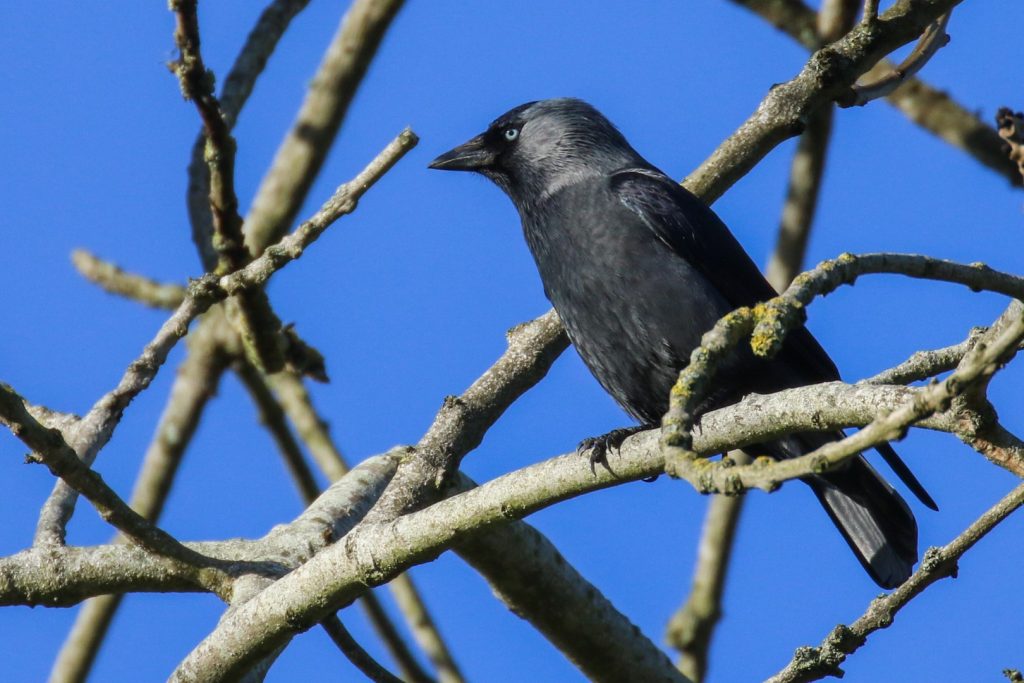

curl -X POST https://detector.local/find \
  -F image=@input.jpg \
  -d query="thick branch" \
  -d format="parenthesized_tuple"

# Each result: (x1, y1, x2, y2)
(167, 361, 1022, 681)
(687, 0, 965, 203)
(453, 477, 686, 683)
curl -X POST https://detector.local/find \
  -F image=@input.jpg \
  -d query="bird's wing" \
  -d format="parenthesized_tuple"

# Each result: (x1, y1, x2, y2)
(611, 168, 937, 512)
(610, 167, 840, 382)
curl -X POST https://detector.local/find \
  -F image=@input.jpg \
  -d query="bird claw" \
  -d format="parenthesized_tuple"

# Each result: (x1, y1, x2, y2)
(577, 426, 648, 475)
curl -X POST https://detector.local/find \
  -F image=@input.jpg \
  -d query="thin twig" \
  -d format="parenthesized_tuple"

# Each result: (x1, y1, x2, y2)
(863, 327, 987, 385)
(267, 372, 349, 481)
(320, 616, 406, 683)
(235, 361, 322, 503)
(386, 575, 464, 683)
(767, 481, 1024, 683)
(666, 478, 746, 682)
(170, 0, 247, 272)
(244, 0, 407, 254)
(186, 0, 313, 268)
(72, 250, 186, 309)
(842, 12, 952, 107)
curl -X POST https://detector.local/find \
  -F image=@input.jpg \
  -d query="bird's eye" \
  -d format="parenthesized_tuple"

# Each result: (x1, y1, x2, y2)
(503, 127, 519, 141)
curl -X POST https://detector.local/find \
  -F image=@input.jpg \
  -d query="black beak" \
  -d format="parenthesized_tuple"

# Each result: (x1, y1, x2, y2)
(428, 133, 495, 171)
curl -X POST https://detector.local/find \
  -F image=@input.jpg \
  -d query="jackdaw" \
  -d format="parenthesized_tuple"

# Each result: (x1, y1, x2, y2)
(430, 98, 935, 588)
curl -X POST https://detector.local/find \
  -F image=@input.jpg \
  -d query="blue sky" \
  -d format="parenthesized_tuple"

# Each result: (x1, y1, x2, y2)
(1, 1, 1022, 681)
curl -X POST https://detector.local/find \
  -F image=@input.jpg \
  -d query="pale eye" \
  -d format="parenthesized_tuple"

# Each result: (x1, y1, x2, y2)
(504, 127, 519, 141)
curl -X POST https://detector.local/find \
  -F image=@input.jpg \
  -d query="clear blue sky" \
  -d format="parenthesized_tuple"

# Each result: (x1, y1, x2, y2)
(1, 2, 1022, 681)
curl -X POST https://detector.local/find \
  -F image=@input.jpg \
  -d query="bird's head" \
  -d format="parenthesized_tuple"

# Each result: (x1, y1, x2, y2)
(429, 98, 641, 205)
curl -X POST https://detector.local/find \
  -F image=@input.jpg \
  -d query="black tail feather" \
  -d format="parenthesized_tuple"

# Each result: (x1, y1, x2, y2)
(808, 457, 918, 589)
(876, 442, 938, 511)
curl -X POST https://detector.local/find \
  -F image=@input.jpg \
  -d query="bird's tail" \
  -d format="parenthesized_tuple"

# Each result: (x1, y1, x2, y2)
(777, 435, 919, 589)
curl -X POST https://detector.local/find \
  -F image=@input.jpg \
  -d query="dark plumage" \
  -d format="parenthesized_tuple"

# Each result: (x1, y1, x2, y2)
(430, 98, 935, 588)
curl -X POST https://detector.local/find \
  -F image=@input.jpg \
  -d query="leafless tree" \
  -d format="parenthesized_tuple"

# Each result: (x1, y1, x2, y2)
(2, 1, 1022, 682)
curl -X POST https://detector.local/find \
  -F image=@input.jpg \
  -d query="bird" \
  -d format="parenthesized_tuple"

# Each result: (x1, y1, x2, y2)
(429, 98, 936, 588)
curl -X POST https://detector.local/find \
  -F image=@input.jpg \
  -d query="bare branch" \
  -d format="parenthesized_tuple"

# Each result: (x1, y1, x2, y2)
(453, 475, 686, 683)
(385, 575, 464, 683)
(687, 0, 965, 203)
(72, 250, 187, 309)
(767, 481, 1024, 683)
(666, 470, 746, 683)
(187, 0, 313, 268)
(841, 12, 952, 107)
(32, 129, 416, 547)
(235, 361, 322, 503)
(244, 0, 407, 254)
(0, 383, 222, 579)
(663, 253, 1024, 459)
(862, 327, 988, 385)
(728, 0, 1022, 187)
(50, 320, 230, 683)
(364, 309, 568, 523)
(666, 304, 1024, 493)
(237, 363, 454, 681)
(997, 108, 1024, 182)
(765, 106, 834, 292)
(267, 372, 350, 481)
(320, 616, 406, 683)
(0, 453, 399, 609)
(170, 0, 247, 272)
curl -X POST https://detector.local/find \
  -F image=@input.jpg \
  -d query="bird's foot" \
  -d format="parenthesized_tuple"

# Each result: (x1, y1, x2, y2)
(577, 425, 652, 475)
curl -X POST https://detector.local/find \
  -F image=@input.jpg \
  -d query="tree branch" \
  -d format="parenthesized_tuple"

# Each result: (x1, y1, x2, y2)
(30, 129, 416, 547)
(727, 0, 1022, 187)
(687, 0, 966, 203)
(243, 0, 407, 254)
(767, 481, 1024, 683)
(663, 253, 1024, 460)
(841, 12, 951, 107)
(72, 249, 187, 310)
(186, 0, 313, 269)
(765, 105, 833, 292)
(0, 383, 224, 582)
(49, 321, 230, 683)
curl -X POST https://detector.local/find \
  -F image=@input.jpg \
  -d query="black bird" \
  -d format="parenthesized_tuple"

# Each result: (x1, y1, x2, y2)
(430, 98, 935, 588)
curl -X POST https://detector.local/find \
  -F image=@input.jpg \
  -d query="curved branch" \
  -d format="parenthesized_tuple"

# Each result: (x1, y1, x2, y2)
(663, 253, 1024, 458)
(841, 12, 951, 107)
